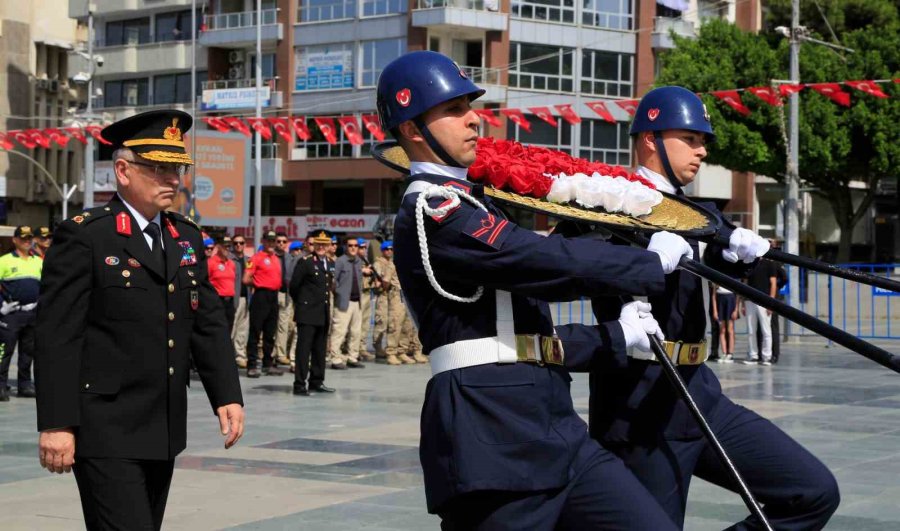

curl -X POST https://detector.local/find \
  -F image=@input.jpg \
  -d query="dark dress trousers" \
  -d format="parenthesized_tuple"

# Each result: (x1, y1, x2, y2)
(290, 254, 330, 388)
(34, 195, 243, 529)
(588, 205, 839, 530)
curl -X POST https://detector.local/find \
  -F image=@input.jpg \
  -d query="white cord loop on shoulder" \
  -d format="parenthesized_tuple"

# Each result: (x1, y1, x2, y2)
(414, 184, 487, 303)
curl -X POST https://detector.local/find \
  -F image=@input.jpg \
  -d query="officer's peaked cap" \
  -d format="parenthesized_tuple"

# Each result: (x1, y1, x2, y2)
(103, 109, 194, 165)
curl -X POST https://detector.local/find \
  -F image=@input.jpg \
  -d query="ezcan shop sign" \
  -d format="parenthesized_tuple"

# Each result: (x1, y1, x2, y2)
(230, 215, 381, 239)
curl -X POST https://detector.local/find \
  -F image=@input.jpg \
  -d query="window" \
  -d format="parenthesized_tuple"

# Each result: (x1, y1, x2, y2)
(509, 43, 574, 93)
(104, 17, 151, 46)
(298, 0, 356, 22)
(362, 0, 406, 17)
(153, 72, 195, 104)
(580, 119, 631, 166)
(511, 0, 575, 24)
(155, 10, 193, 42)
(581, 0, 632, 29)
(506, 113, 572, 153)
(103, 78, 149, 107)
(581, 50, 633, 97)
(360, 38, 406, 87)
(250, 53, 277, 80)
(295, 44, 354, 91)
(302, 117, 354, 158)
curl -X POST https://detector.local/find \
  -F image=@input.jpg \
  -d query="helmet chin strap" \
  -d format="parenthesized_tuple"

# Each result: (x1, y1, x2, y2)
(653, 131, 684, 193)
(414, 116, 464, 168)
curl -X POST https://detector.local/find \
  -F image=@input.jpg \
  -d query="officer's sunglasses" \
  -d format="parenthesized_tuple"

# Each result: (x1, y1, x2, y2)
(127, 160, 188, 178)
(233, 240, 246, 245)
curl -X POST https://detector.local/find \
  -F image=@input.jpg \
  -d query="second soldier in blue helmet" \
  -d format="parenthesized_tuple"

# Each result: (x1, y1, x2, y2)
(378, 51, 701, 528)
(587, 86, 840, 530)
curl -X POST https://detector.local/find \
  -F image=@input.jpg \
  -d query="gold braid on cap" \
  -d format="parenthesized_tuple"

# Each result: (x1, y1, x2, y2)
(139, 151, 194, 164)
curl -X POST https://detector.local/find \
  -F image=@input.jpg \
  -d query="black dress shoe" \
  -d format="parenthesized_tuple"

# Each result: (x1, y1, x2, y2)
(16, 385, 36, 398)
(310, 384, 335, 393)
(330, 363, 347, 370)
(346, 361, 365, 369)
(247, 368, 261, 378)
(293, 385, 309, 396)
(262, 366, 285, 376)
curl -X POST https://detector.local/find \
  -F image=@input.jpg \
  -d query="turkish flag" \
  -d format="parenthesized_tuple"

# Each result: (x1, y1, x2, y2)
(747, 86, 782, 106)
(474, 109, 501, 127)
(291, 116, 312, 141)
(361, 114, 385, 142)
(0, 132, 13, 150)
(64, 127, 88, 144)
(246, 118, 273, 140)
(615, 99, 639, 116)
(554, 104, 581, 125)
(84, 124, 113, 145)
(27, 129, 52, 149)
(500, 108, 532, 132)
(224, 117, 252, 137)
(44, 128, 71, 147)
(267, 117, 294, 142)
(528, 106, 558, 127)
(808, 83, 851, 107)
(202, 117, 232, 133)
(778, 84, 804, 97)
(314, 117, 338, 144)
(10, 131, 37, 149)
(845, 80, 888, 99)
(338, 116, 364, 146)
(711, 90, 752, 116)
(585, 101, 616, 123)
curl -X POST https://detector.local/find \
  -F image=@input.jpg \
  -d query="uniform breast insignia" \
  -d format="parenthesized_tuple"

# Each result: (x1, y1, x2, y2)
(128, 258, 141, 268)
(122, 270, 131, 278)
(116, 212, 132, 236)
(187, 270, 195, 277)
(190, 290, 199, 310)
(178, 241, 197, 266)
(105, 256, 120, 266)
(73, 215, 85, 224)
(463, 210, 511, 250)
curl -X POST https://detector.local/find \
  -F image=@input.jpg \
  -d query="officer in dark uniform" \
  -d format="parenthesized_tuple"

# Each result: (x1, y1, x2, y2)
(588, 87, 839, 530)
(378, 51, 698, 529)
(34, 110, 245, 531)
(289, 230, 335, 396)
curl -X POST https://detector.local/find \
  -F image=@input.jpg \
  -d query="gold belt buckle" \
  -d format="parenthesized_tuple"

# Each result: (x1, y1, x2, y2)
(541, 336, 565, 366)
(516, 335, 539, 364)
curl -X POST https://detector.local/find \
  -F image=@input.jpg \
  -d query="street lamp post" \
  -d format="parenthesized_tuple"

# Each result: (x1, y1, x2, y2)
(84, 9, 95, 208)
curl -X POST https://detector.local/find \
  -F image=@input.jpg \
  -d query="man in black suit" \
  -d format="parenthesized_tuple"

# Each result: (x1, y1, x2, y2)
(34, 110, 245, 531)
(289, 231, 335, 396)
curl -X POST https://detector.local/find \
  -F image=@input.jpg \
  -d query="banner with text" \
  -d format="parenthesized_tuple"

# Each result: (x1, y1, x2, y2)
(229, 214, 382, 239)
(183, 131, 250, 226)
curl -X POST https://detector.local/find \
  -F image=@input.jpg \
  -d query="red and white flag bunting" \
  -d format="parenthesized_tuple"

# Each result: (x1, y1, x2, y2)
(747, 86, 782, 106)
(528, 106, 558, 127)
(500, 108, 532, 132)
(267, 117, 294, 142)
(65, 127, 88, 144)
(554, 104, 581, 125)
(615, 99, 640, 116)
(0, 132, 13, 150)
(44, 128, 70, 147)
(338, 116, 364, 146)
(246, 118, 273, 140)
(711, 90, 751, 116)
(203, 117, 232, 133)
(292, 117, 312, 141)
(224, 117, 251, 137)
(474, 109, 502, 127)
(314, 117, 338, 144)
(845, 80, 888, 98)
(807, 83, 851, 107)
(361, 114, 385, 142)
(84, 124, 112, 145)
(585, 101, 616, 123)
(779, 84, 805, 97)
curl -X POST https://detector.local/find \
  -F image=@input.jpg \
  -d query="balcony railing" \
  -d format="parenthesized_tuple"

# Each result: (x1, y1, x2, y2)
(511, 0, 576, 24)
(414, 0, 486, 9)
(201, 78, 278, 91)
(653, 16, 696, 38)
(460, 65, 502, 85)
(204, 8, 279, 31)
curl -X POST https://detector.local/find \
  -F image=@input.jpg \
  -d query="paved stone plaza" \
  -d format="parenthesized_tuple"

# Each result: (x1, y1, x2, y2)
(2, 338, 900, 530)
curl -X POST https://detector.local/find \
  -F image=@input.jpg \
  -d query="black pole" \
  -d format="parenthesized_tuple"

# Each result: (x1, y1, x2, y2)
(708, 235, 900, 293)
(646, 334, 773, 530)
(622, 231, 900, 374)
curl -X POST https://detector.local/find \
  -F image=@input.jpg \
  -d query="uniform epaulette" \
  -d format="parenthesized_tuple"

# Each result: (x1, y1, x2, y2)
(167, 211, 202, 231)
(69, 205, 113, 226)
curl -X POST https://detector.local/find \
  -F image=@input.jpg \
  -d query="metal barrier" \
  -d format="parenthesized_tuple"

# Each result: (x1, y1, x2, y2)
(549, 263, 899, 341)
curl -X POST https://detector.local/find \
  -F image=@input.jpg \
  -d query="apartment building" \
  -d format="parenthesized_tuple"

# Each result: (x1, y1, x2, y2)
(1, 0, 85, 227)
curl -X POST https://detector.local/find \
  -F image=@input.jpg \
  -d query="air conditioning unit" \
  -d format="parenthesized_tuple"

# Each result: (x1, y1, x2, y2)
(227, 66, 243, 80)
(291, 147, 307, 161)
(228, 50, 245, 64)
(48, 79, 60, 92)
(36, 78, 50, 90)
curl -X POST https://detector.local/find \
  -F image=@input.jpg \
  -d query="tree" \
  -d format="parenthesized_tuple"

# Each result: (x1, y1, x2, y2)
(656, 13, 900, 261)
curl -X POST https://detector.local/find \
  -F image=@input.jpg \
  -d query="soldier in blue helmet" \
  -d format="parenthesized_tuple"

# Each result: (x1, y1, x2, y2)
(378, 51, 701, 529)
(587, 86, 840, 529)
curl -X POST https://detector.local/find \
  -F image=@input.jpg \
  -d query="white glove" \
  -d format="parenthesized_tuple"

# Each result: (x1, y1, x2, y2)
(618, 301, 665, 353)
(722, 228, 770, 264)
(20, 302, 37, 312)
(647, 231, 693, 274)
(0, 300, 20, 316)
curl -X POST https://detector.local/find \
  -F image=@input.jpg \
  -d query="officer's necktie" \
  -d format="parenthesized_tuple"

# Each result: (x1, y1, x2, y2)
(143, 222, 165, 272)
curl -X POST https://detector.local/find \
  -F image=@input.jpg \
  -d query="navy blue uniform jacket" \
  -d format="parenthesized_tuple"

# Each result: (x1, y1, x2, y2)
(393, 173, 669, 513)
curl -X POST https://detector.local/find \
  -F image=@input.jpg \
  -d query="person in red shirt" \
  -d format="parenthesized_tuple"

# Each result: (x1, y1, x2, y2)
(241, 230, 284, 378)
(208, 237, 237, 336)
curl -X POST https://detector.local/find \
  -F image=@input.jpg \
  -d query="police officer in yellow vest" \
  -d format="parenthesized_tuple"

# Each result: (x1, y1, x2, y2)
(0, 226, 43, 401)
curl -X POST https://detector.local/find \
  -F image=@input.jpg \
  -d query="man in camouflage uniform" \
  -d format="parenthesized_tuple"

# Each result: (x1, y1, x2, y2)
(372, 241, 410, 365)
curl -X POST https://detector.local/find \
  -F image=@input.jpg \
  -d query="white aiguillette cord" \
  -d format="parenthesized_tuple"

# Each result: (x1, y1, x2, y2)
(405, 181, 486, 304)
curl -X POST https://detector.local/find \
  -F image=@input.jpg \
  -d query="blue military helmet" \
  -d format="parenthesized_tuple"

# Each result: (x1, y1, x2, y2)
(629, 86, 716, 190)
(376, 51, 485, 167)
(381, 240, 393, 252)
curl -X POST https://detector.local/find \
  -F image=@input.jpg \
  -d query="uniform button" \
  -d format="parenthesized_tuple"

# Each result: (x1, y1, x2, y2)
(168, 339, 175, 348)
(168, 284, 175, 293)
(84, 383, 90, 389)
(168, 312, 175, 321)
(125, 282, 131, 287)
(168, 367, 174, 376)
(191, 280, 197, 286)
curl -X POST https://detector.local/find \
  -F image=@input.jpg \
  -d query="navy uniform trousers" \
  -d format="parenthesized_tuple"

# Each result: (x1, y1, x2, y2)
(0, 308, 36, 389)
(589, 222, 839, 530)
